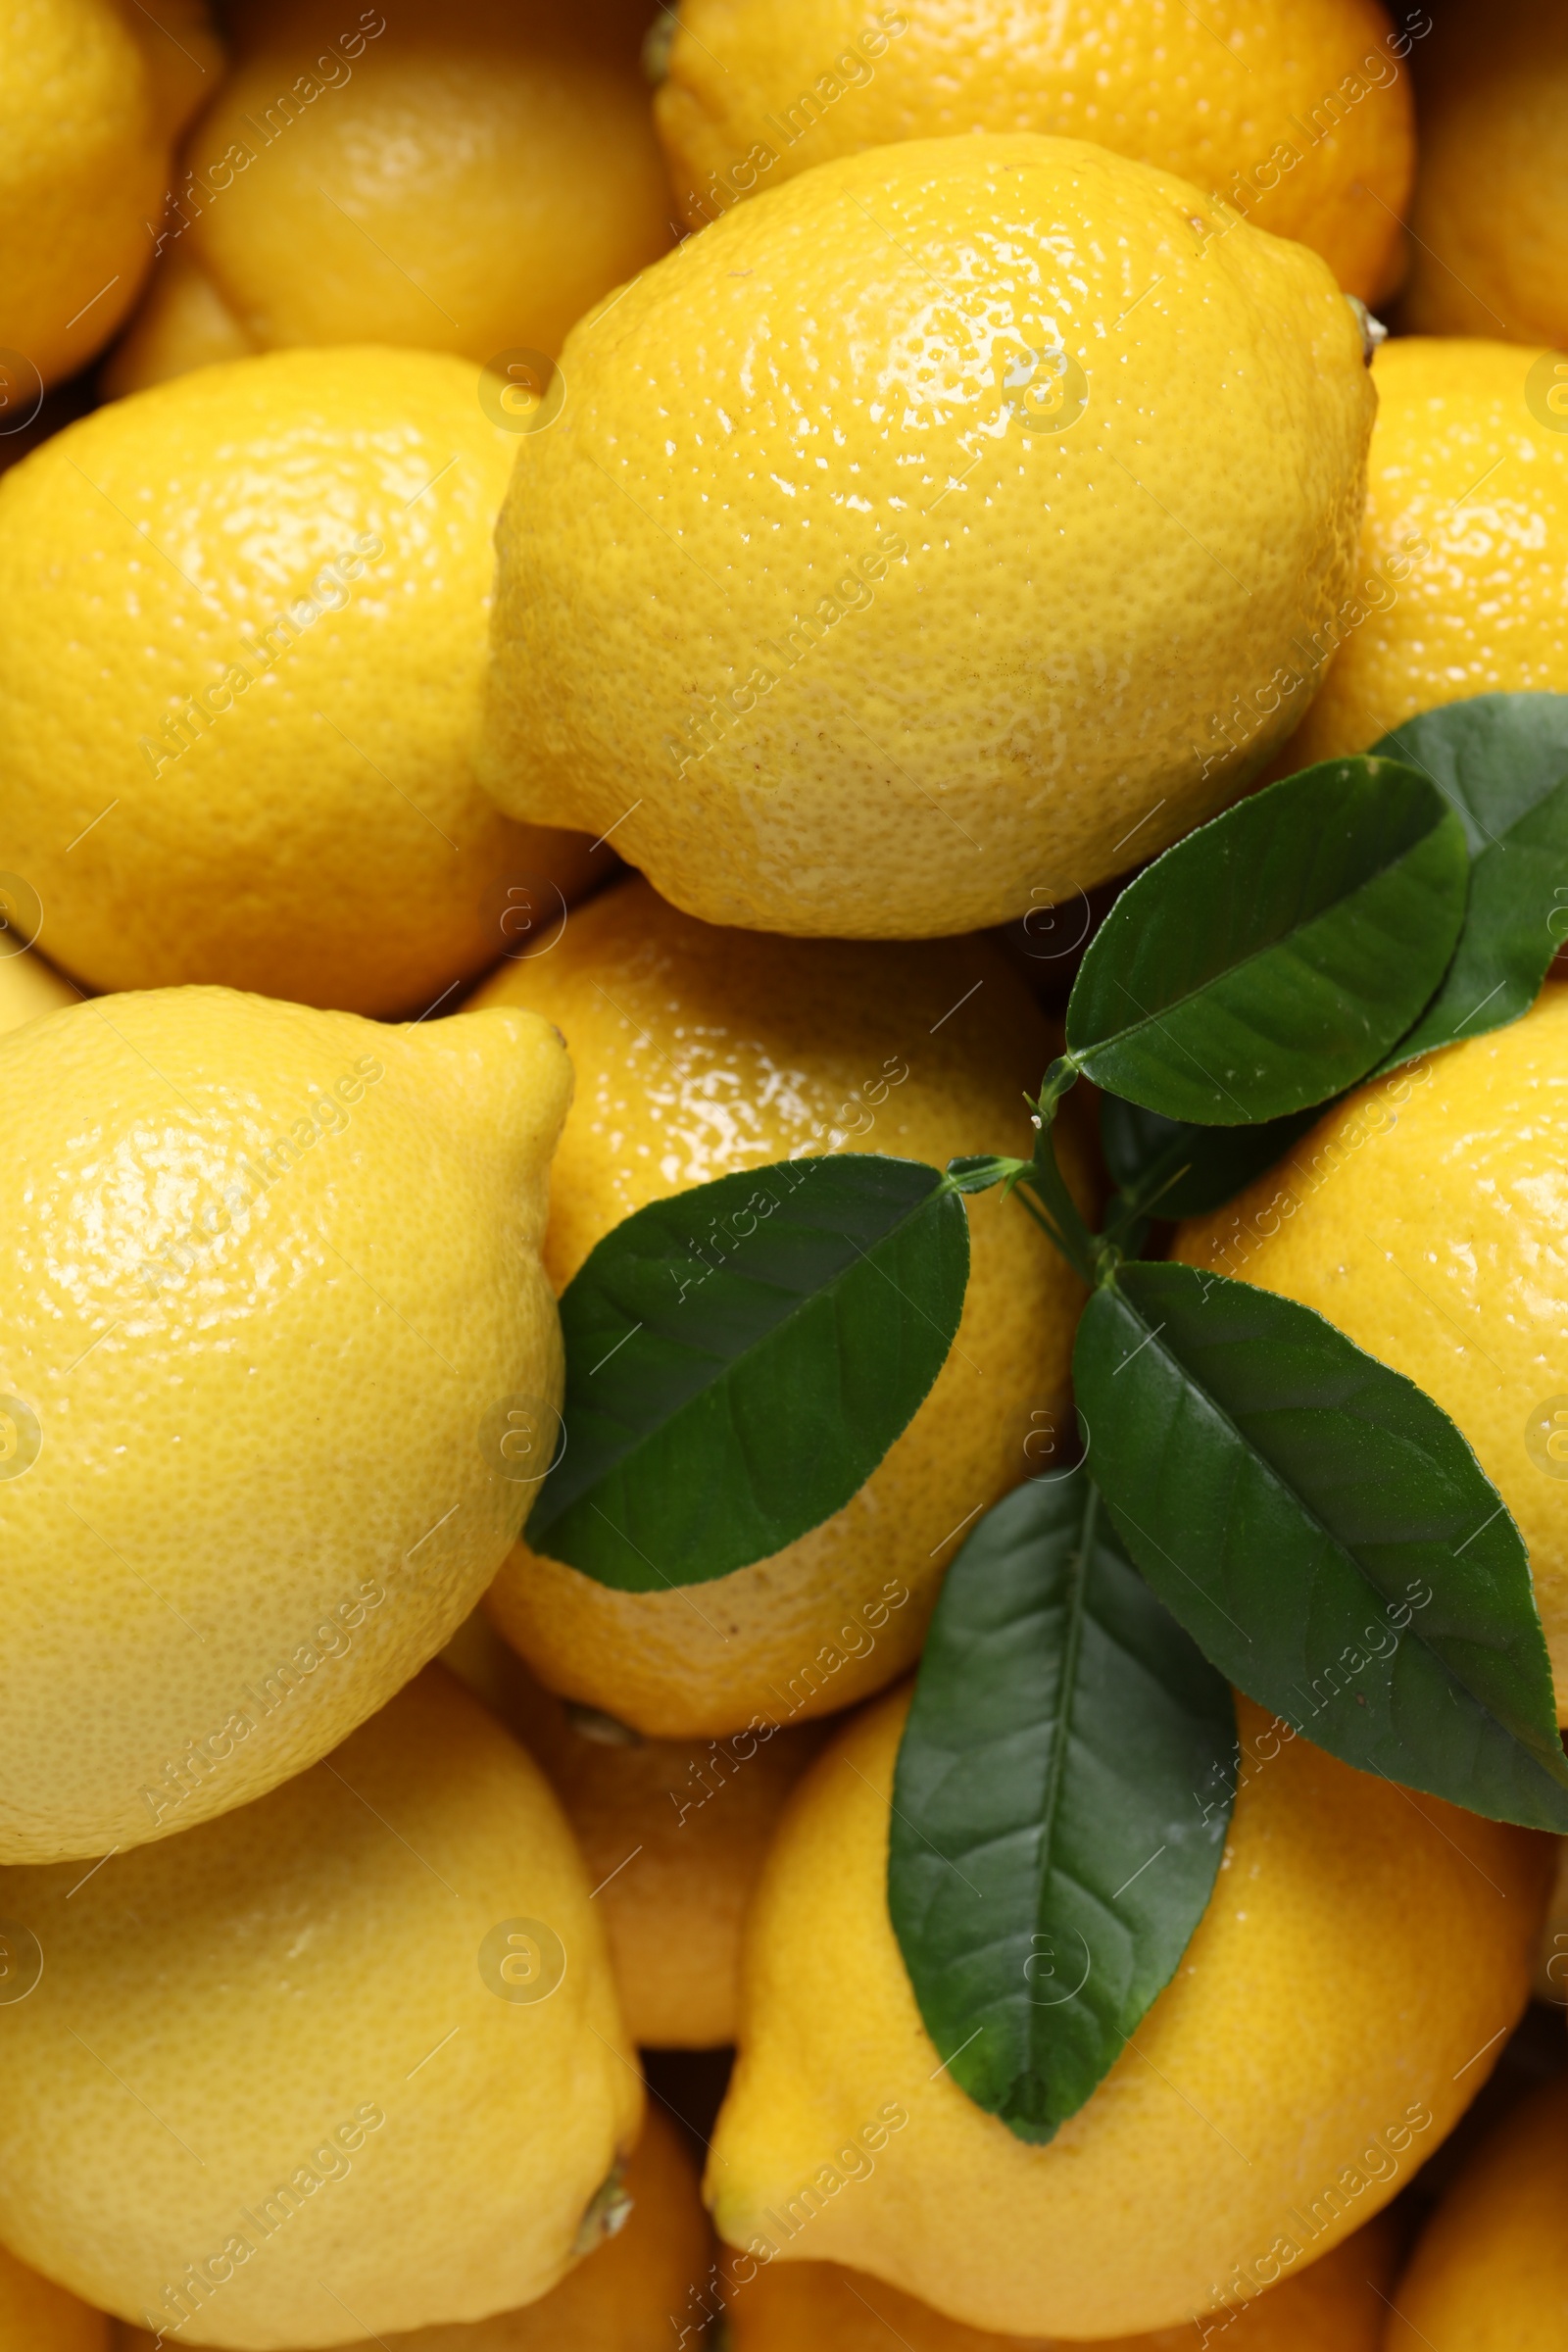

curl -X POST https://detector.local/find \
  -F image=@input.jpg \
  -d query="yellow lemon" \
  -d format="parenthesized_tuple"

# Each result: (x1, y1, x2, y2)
(479, 134, 1376, 940)
(0, 2239, 107, 2352)
(722, 2212, 1401, 2350)
(1401, 1, 1568, 349)
(104, 0, 672, 394)
(0, 346, 596, 1016)
(1533, 1838, 1568, 2002)
(1383, 2074, 1568, 2349)
(0, 940, 80, 1039)
(0, 377, 87, 479)
(656, 0, 1415, 302)
(103, 241, 257, 393)
(0, 0, 220, 385)
(470, 878, 1088, 1738)
(0, 1667, 640, 2347)
(0, 985, 570, 1863)
(1173, 981, 1568, 1721)
(707, 1687, 1548, 2339)
(1277, 336, 1568, 770)
(444, 1608, 830, 2046)
(113, 2102, 712, 2352)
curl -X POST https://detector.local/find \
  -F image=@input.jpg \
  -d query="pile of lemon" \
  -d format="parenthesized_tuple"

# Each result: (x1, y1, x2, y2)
(1, 0, 1567, 2346)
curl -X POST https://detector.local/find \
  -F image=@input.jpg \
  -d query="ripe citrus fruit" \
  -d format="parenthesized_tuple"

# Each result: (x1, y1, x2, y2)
(1277, 337, 1568, 769)
(1533, 1838, 1568, 2002)
(0, 346, 595, 1015)
(470, 878, 1088, 1738)
(445, 1608, 829, 2046)
(0, 0, 220, 385)
(0, 2239, 106, 2352)
(103, 239, 256, 393)
(1401, 1, 1568, 349)
(0, 939, 80, 1039)
(117, 2102, 712, 2352)
(480, 134, 1376, 940)
(656, 0, 1415, 302)
(106, 0, 671, 392)
(0, 986, 570, 1862)
(722, 2212, 1400, 2349)
(1173, 981, 1568, 1720)
(0, 1667, 640, 2345)
(707, 1687, 1549, 2338)
(1384, 2075, 1568, 2350)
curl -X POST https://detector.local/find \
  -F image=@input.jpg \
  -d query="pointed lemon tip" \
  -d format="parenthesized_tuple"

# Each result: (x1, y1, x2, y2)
(400, 1003, 574, 1174)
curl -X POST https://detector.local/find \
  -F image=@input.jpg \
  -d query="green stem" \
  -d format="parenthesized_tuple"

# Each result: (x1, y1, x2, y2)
(1011, 1067, 1100, 1287)
(1013, 1184, 1086, 1274)
(1100, 1139, 1195, 1248)
(1021, 1150, 1098, 1285)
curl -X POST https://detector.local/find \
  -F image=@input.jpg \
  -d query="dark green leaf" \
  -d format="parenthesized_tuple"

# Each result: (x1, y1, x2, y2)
(1099, 1095, 1323, 1223)
(1064, 759, 1468, 1123)
(889, 1468, 1235, 2143)
(528, 1154, 969, 1588)
(945, 1153, 1027, 1195)
(1073, 1260, 1568, 1831)
(1376, 692, 1568, 858)
(1372, 693, 1568, 1067)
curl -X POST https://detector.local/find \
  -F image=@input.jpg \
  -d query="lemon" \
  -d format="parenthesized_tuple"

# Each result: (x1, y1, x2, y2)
(104, 0, 672, 394)
(0, 985, 570, 1864)
(102, 241, 256, 396)
(469, 877, 1088, 1738)
(656, 0, 1414, 302)
(0, 2239, 106, 2352)
(722, 2212, 1401, 2349)
(1401, 2, 1568, 349)
(479, 134, 1376, 940)
(1533, 1838, 1568, 2003)
(707, 1687, 1549, 2338)
(0, 1666, 640, 2345)
(444, 1607, 829, 2047)
(114, 2103, 713, 2352)
(1173, 981, 1568, 1721)
(1278, 336, 1568, 769)
(1384, 2075, 1568, 2350)
(0, 0, 220, 385)
(0, 346, 596, 1016)
(0, 940, 80, 1039)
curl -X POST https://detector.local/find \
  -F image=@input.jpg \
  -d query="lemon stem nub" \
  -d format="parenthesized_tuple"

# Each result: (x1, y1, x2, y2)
(1345, 294, 1389, 364)
(574, 2161, 635, 2254)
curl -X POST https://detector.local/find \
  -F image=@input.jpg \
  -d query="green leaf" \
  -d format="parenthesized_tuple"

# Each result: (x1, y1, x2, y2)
(1073, 1260, 1568, 1831)
(1064, 758, 1469, 1123)
(528, 1154, 969, 1589)
(889, 1468, 1236, 2142)
(1099, 1096, 1322, 1223)
(1372, 693, 1568, 1067)
(945, 1153, 1028, 1195)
